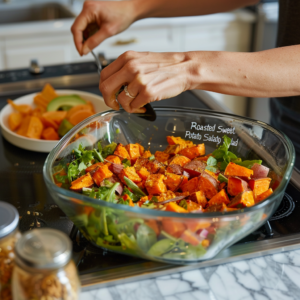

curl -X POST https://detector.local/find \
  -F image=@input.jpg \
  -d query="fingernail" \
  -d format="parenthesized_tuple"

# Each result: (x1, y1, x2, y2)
(82, 45, 90, 55)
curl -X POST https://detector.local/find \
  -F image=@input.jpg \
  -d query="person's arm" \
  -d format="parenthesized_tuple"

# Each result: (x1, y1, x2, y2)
(99, 46, 300, 113)
(134, 0, 258, 20)
(192, 46, 300, 98)
(71, 0, 257, 55)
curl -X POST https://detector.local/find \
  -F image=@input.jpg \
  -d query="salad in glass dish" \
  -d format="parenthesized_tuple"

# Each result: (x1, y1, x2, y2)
(44, 108, 294, 263)
(52, 133, 275, 260)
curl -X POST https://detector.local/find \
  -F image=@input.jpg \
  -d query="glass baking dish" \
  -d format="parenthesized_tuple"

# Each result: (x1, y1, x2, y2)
(43, 107, 295, 264)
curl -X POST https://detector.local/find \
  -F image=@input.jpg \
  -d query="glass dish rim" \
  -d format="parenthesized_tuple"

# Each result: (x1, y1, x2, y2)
(43, 106, 295, 219)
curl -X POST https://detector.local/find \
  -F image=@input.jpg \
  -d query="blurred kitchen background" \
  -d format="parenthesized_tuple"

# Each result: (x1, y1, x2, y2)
(0, 0, 278, 122)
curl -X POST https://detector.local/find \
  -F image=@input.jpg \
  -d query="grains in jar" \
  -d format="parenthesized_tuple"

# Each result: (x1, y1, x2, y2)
(0, 202, 20, 300)
(12, 228, 80, 300)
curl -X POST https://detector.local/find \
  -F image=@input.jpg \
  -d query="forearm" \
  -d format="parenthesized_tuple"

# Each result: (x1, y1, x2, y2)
(132, 0, 258, 20)
(188, 46, 300, 98)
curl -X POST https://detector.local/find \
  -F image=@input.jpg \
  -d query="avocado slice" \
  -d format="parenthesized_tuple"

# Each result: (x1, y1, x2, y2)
(58, 119, 74, 137)
(47, 95, 86, 112)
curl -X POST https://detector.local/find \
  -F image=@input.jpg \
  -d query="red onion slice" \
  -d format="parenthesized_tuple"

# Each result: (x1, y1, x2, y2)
(105, 159, 124, 174)
(183, 168, 201, 178)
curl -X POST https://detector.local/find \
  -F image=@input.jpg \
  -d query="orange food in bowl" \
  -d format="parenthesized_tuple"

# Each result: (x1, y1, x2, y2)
(7, 84, 95, 140)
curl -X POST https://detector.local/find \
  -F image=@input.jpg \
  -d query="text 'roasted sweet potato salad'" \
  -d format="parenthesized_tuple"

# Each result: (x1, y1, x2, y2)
(55, 135, 275, 212)
(7, 84, 95, 140)
(53, 135, 276, 260)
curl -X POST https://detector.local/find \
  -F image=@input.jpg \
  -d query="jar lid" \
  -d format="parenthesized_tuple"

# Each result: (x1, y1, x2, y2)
(15, 228, 72, 270)
(0, 201, 19, 239)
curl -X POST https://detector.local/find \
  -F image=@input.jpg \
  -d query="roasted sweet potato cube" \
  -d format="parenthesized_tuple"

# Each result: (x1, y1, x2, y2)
(70, 173, 94, 191)
(141, 150, 152, 158)
(85, 162, 106, 173)
(179, 144, 205, 160)
(162, 219, 186, 238)
(105, 155, 122, 165)
(180, 176, 188, 188)
(136, 143, 144, 155)
(165, 202, 188, 213)
(181, 177, 199, 194)
(227, 177, 249, 196)
(224, 162, 253, 179)
(145, 174, 167, 195)
(166, 136, 194, 147)
(169, 155, 191, 167)
(146, 159, 165, 174)
(248, 178, 271, 199)
(189, 191, 207, 207)
(219, 182, 227, 191)
(228, 191, 255, 208)
(92, 165, 113, 186)
(255, 188, 273, 203)
(114, 143, 130, 159)
(125, 144, 141, 163)
(164, 173, 184, 192)
(136, 180, 145, 190)
(155, 151, 170, 163)
(185, 200, 202, 212)
(136, 167, 150, 181)
(157, 190, 176, 202)
(181, 230, 200, 245)
(198, 172, 218, 199)
(119, 167, 141, 184)
(134, 157, 149, 170)
(208, 189, 230, 207)
(164, 144, 185, 155)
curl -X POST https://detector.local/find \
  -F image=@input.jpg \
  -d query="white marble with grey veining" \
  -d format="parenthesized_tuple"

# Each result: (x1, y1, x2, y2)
(79, 249, 300, 300)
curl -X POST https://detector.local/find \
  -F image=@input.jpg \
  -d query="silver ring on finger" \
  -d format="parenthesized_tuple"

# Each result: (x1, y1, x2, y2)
(124, 85, 136, 99)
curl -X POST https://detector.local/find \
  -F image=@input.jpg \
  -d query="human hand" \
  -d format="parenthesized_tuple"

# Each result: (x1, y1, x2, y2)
(99, 51, 196, 113)
(71, 1, 137, 56)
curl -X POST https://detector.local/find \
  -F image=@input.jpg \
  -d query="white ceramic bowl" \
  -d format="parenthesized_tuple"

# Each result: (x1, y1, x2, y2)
(0, 90, 109, 153)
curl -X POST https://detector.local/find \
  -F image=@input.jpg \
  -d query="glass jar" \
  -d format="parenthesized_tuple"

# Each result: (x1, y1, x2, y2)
(0, 201, 20, 300)
(12, 228, 80, 300)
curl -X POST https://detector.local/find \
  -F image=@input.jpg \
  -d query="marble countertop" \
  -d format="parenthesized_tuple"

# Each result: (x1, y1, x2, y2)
(79, 249, 300, 300)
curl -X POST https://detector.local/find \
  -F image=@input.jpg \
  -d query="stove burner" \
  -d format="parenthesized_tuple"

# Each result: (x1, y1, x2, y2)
(270, 193, 295, 221)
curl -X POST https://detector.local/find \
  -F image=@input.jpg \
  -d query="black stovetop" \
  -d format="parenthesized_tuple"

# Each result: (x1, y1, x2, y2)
(0, 62, 299, 285)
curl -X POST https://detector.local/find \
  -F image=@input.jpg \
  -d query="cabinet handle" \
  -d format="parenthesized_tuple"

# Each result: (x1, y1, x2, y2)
(112, 38, 138, 46)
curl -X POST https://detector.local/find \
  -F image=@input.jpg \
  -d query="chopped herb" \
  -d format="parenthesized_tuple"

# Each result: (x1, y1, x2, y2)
(102, 142, 117, 158)
(236, 160, 262, 169)
(218, 173, 228, 183)
(179, 200, 188, 210)
(151, 196, 159, 203)
(123, 177, 146, 197)
(122, 158, 131, 168)
(206, 156, 218, 173)
(149, 155, 155, 161)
